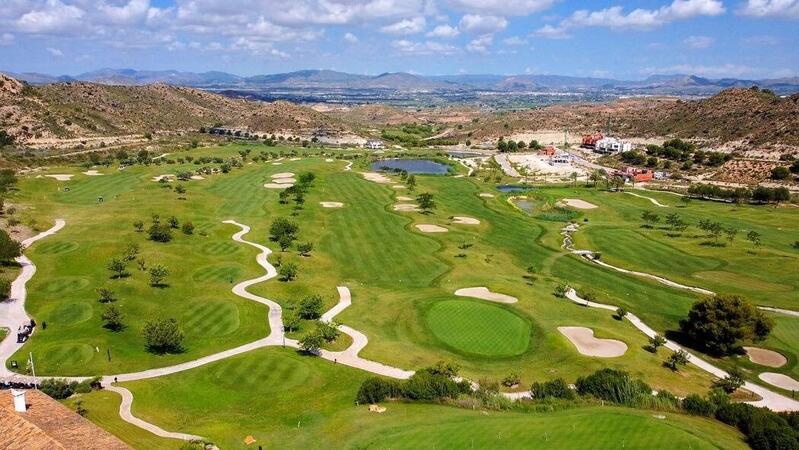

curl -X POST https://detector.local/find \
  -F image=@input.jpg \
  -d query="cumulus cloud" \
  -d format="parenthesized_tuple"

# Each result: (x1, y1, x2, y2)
(427, 24, 460, 38)
(503, 36, 528, 45)
(343, 32, 359, 43)
(459, 14, 507, 33)
(444, 0, 554, 16)
(98, 0, 150, 25)
(16, 0, 86, 34)
(466, 34, 493, 53)
(537, 0, 725, 37)
(392, 39, 459, 55)
(46, 47, 63, 57)
(683, 35, 714, 48)
(230, 37, 290, 58)
(380, 16, 426, 35)
(738, 0, 799, 18)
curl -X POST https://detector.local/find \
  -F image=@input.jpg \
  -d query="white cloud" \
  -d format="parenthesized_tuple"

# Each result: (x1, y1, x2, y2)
(16, 0, 85, 34)
(392, 39, 459, 55)
(537, 0, 725, 38)
(98, 0, 150, 25)
(459, 14, 507, 33)
(380, 16, 426, 35)
(641, 63, 754, 78)
(683, 35, 714, 48)
(427, 24, 460, 38)
(343, 32, 359, 43)
(738, 0, 799, 18)
(230, 37, 290, 58)
(503, 36, 528, 45)
(444, 0, 554, 16)
(466, 34, 493, 53)
(0, 33, 14, 45)
(534, 24, 571, 39)
(741, 35, 781, 46)
(46, 47, 63, 57)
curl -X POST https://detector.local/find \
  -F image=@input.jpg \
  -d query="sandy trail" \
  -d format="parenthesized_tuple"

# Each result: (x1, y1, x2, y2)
(625, 191, 669, 207)
(759, 373, 799, 391)
(454, 287, 517, 304)
(744, 347, 787, 367)
(561, 198, 597, 209)
(416, 224, 448, 233)
(452, 216, 480, 225)
(558, 326, 627, 357)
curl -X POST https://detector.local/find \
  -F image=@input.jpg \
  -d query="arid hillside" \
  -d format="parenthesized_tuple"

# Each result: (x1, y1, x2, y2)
(0, 73, 347, 144)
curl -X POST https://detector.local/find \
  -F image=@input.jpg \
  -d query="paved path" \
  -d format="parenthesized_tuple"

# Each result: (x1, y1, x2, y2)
(624, 191, 670, 207)
(344, 161, 353, 171)
(759, 306, 799, 318)
(105, 385, 202, 441)
(0, 220, 66, 377)
(494, 154, 521, 178)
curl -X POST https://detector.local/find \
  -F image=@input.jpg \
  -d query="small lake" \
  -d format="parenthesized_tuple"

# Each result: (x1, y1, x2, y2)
(371, 159, 450, 175)
(514, 199, 536, 214)
(496, 184, 534, 193)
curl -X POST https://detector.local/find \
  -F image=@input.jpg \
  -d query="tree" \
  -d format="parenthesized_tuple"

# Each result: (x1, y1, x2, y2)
(0, 279, 10, 300)
(298, 172, 316, 186)
(124, 242, 139, 261)
(416, 192, 436, 214)
(589, 169, 606, 188)
(269, 217, 298, 242)
(615, 307, 627, 320)
(665, 349, 690, 371)
(0, 229, 22, 262)
(725, 227, 738, 246)
(278, 262, 298, 281)
(142, 318, 184, 354)
(648, 334, 667, 353)
(107, 258, 127, 279)
(679, 295, 773, 356)
(101, 305, 124, 331)
(133, 220, 144, 232)
(406, 174, 417, 191)
(278, 234, 294, 252)
(770, 166, 790, 180)
(715, 367, 745, 393)
(641, 211, 660, 228)
(297, 241, 313, 256)
(0, 130, 14, 147)
(175, 184, 186, 195)
(181, 221, 194, 235)
(316, 320, 339, 342)
(299, 331, 324, 355)
(746, 230, 762, 249)
(299, 294, 323, 319)
(167, 216, 179, 229)
(148, 223, 173, 243)
(96, 288, 116, 303)
(148, 264, 169, 286)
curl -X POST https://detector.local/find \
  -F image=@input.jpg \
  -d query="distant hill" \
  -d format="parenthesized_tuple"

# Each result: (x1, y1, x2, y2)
(0, 73, 346, 144)
(6, 68, 799, 96)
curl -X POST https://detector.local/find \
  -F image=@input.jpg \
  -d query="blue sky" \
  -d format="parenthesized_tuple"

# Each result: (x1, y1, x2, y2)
(1, 0, 797, 79)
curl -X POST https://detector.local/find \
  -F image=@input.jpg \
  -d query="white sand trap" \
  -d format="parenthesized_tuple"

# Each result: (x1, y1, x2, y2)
(416, 224, 448, 233)
(744, 347, 787, 368)
(190, 175, 205, 180)
(394, 203, 420, 212)
(272, 178, 297, 184)
(320, 202, 344, 208)
(272, 162, 283, 165)
(452, 216, 480, 225)
(455, 287, 517, 304)
(393, 185, 407, 189)
(82, 170, 103, 176)
(558, 326, 627, 357)
(325, 158, 335, 162)
(272, 172, 295, 178)
(561, 199, 597, 209)
(290, 158, 301, 161)
(152, 174, 174, 182)
(360, 172, 392, 184)
(264, 183, 294, 189)
(397, 196, 414, 201)
(46, 174, 74, 181)
(479, 193, 494, 198)
(759, 373, 799, 391)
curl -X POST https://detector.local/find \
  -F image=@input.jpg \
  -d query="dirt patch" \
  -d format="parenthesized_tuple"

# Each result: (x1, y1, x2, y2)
(744, 347, 787, 368)
(452, 216, 480, 225)
(415, 224, 448, 233)
(561, 198, 597, 209)
(360, 172, 392, 184)
(454, 287, 517, 304)
(759, 373, 799, 391)
(320, 202, 344, 208)
(558, 326, 627, 357)
(394, 204, 420, 212)
(45, 174, 73, 181)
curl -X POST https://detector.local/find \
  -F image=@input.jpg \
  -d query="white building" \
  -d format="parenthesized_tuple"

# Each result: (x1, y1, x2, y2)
(595, 137, 632, 154)
(365, 140, 384, 150)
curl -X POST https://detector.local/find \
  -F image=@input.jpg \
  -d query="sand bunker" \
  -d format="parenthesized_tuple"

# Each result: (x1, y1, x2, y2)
(394, 203, 420, 212)
(561, 199, 597, 209)
(744, 347, 787, 368)
(416, 224, 448, 233)
(759, 373, 799, 391)
(393, 185, 407, 189)
(272, 173, 295, 178)
(272, 162, 283, 165)
(455, 287, 517, 304)
(479, 193, 495, 198)
(396, 196, 414, 201)
(190, 175, 205, 180)
(558, 326, 627, 357)
(325, 158, 335, 162)
(83, 170, 103, 176)
(452, 216, 480, 225)
(46, 174, 74, 181)
(152, 174, 174, 182)
(360, 172, 392, 184)
(290, 158, 301, 161)
(264, 183, 292, 189)
(272, 178, 297, 184)
(320, 202, 344, 208)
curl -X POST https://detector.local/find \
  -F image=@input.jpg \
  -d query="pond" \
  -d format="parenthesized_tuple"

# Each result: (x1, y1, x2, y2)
(371, 159, 450, 175)
(496, 184, 534, 193)
(514, 199, 536, 214)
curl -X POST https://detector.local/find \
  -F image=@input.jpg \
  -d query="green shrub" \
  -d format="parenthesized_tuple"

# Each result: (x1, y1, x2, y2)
(40, 379, 77, 399)
(575, 369, 651, 405)
(531, 378, 575, 400)
(682, 394, 715, 416)
(402, 371, 460, 401)
(356, 377, 402, 404)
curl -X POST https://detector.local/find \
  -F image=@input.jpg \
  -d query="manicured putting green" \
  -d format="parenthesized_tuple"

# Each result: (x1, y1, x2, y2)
(424, 300, 530, 357)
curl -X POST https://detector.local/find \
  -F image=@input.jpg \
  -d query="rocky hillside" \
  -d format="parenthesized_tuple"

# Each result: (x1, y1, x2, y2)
(471, 88, 799, 148)
(0, 74, 346, 144)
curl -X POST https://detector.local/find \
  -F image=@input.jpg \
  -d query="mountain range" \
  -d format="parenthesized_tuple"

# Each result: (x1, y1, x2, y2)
(5, 68, 799, 96)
